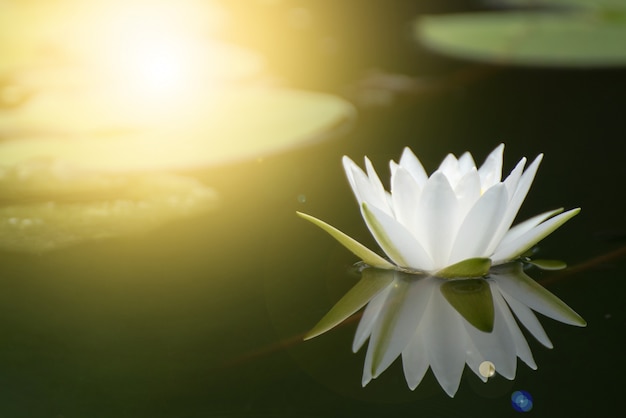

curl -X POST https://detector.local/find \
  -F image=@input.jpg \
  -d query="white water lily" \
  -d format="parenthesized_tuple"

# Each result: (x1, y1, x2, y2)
(298, 144, 585, 396)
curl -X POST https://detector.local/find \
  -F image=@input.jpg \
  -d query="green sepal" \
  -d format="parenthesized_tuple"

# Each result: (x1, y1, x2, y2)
(528, 259, 567, 270)
(296, 212, 395, 269)
(436, 257, 492, 278)
(440, 279, 494, 333)
(304, 269, 395, 340)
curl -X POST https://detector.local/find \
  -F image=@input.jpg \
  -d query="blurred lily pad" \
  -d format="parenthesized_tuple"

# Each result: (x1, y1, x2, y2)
(0, 88, 355, 171)
(417, 10, 626, 67)
(0, 161, 217, 252)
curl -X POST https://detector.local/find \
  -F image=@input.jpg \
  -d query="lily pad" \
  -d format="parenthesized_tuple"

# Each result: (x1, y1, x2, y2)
(0, 88, 355, 171)
(417, 11, 626, 67)
(0, 161, 217, 253)
(440, 279, 495, 332)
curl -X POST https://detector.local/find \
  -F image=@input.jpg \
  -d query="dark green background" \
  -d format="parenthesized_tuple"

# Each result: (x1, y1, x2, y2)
(1, 1, 624, 417)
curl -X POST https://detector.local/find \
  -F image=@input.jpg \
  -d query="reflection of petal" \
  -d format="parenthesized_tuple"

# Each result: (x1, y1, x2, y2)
(366, 274, 434, 378)
(353, 285, 392, 353)
(491, 282, 536, 370)
(493, 263, 586, 326)
(424, 285, 466, 397)
(500, 287, 554, 348)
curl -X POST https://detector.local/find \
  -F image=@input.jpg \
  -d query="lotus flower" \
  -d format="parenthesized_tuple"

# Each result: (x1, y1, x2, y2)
(298, 144, 585, 396)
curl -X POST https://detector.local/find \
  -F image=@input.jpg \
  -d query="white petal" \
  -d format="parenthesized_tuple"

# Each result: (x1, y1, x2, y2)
(414, 171, 459, 268)
(367, 275, 434, 378)
(402, 326, 430, 390)
(438, 153, 461, 186)
(361, 203, 434, 270)
(365, 157, 389, 202)
(502, 157, 526, 200)
(458, 151, 476, 175)
(390, 166, 421, 233)
(426, 285, 467, 397)
(353, 285, 392, 353)
(449, 183, 508, 264)
(478, 144, 504, 191)
(492, 283, 537, 370)
(399, 147, 428, 187)
(499, 208, 563, 248)
(342, 156, 391, 215)
(491, 208, 580, 264)
(454, 167, 481, 218)
(484, 154, 543, 255)
(499, 288, 553, 348)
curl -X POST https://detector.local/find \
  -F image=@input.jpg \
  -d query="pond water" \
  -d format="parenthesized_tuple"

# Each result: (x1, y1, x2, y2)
(0, 2, 625, 418)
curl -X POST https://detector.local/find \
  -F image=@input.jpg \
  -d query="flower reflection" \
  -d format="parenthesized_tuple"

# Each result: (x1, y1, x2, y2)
(298, 145, 585, 396)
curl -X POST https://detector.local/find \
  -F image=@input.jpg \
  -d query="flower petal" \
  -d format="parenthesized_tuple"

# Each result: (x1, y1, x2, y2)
(491, 208, 581, 264)
(484, 154, 543, 255)
(296, 212, 395, 269)
(414, 171, 459, 268)
(498, 208, 563, 248)
(499, 287, 553, 348)
(367, 274, 434, 378)
(361, 203, 433, 270)
(478, 143, 504, 191)
(304, 269, 395, 340)
(449, 183, 508, 264)
(425, 286, 467, 397)
(454, 167, 481, 218)
(502, 157, 526, 200)
(438, 153, 461, 185)
(492, 264, 586, 327)
(399, 147, 428, 186)
(458, 151, 476, 175)
(390, 165, 421, 233)
(343, 156, 391, 215)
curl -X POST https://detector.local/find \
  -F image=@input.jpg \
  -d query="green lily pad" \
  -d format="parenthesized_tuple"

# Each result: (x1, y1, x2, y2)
(304, 268, 395, 340)
(440, 279, 494, 332)
(0, 161, 217, 253)
(0, 89, 355, 171)
(417, 11, 626, 68)
(436, 258, 492, 279)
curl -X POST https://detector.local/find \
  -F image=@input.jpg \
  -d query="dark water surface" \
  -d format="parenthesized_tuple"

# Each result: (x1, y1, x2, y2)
(1, 2, 625, 417)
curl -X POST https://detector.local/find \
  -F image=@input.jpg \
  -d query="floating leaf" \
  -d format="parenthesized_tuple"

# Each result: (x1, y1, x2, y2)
(304, 268, 395, 340)
(440, 279, 495, 332)
(0, 89, 355, 171)
(528, 259, 567, 270)
(436, 258, 492, 279)
(417, 11, 626, 68)
(0, 161, 217, 253)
